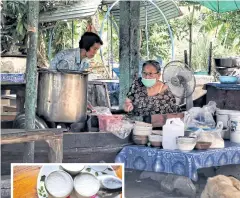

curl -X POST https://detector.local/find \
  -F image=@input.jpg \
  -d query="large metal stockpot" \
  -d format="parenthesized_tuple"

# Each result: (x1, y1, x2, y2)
(37, 69, 88, 123)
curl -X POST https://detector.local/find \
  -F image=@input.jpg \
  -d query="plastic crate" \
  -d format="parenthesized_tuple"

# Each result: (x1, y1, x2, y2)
(97, 115, 123, 132)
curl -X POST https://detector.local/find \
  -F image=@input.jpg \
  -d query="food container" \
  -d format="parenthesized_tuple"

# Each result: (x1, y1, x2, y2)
(216, 109, 240, 139)
(152, 130, 162, 135)
(74, 173, 100, 198)
(133, 121, 152, 136)
(135, 121, 152, 127)
(98, 115, 123, 132)
(195, 142, 212, 150)
(219, 76, 238, 84)
(132, 135, 148, 145)
(60, 164, 85, 175)
(148, 134, 162, 147)
(176, 136, 196, 152)
(45, 170, 74, 198)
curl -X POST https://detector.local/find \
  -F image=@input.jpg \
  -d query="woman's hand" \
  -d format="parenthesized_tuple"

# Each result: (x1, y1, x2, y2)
(124, 98, 134, 112)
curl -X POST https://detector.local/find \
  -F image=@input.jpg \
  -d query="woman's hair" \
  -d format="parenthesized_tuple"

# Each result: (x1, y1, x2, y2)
(79, 32, 103, 51)
(142, 60, 161, 73)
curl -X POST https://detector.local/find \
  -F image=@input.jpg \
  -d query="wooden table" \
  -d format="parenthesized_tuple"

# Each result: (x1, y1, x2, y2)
(1, 82, 26, 113)
(13, 166, 41, 198)
(1, 129, 65, 163)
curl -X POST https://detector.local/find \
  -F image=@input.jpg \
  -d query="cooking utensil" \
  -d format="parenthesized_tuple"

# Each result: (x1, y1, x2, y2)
(37, 69, 89, 123)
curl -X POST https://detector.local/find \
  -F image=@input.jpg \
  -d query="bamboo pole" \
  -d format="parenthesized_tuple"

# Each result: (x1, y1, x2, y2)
(23, 1, 39, 163)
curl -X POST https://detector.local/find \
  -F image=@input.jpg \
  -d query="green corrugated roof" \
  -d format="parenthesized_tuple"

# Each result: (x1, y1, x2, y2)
(102, 0, 182, 26)
(39, 0, 102, 22)
(39, 0, 182, 25)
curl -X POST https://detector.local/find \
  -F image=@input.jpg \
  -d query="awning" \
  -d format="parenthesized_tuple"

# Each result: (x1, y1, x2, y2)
(102, 0, 182, 27)
(39, 0, 102, 22)
(193, 0, 240, 13)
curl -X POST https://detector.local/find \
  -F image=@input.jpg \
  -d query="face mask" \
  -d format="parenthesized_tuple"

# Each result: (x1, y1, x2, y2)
(141, 78, 157, 88)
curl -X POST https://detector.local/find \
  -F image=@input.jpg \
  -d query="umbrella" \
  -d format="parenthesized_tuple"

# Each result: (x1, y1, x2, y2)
(194, 0, 240, 13)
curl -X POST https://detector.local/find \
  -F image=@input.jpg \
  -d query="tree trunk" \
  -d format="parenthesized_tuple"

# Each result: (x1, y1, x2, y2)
(37, 31, 49, 68)
(24, 1, 39, 163)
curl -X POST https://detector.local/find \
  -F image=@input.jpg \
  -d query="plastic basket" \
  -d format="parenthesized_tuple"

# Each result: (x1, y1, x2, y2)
(97, 115, 123, 132)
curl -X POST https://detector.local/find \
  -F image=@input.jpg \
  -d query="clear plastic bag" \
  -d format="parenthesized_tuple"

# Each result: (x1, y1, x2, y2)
(94, 106, 112, 115)
(106, 120, 134, 139)
(185, 101, 217, 130)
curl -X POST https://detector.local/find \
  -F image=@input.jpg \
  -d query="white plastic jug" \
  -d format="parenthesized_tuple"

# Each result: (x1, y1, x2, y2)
(162, 118, 184, 150)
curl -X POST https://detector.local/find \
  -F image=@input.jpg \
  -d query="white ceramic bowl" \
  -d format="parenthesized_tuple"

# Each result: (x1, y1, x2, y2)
(133, 128, 152, 136)
(135, 121, 152, 127)
(60, 164, 85, 175)
(176, 136, 196, 152)
(45, 170, 74, 198)
(152, 130, 162, 135)
(148, 134, 162, 142)
(74, 173, 100, 197)
(98, 175, 122, 189)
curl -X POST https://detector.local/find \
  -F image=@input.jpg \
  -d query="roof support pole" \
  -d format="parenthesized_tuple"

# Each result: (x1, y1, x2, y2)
(119, 1, 140, 108)
(23, 1, 39, 163)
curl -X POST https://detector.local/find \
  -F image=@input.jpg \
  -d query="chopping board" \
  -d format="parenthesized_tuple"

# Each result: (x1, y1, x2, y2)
(13, 166, 41, 198)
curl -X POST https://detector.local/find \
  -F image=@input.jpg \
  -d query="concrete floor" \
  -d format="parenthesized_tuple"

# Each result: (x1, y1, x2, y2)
(124, 165, 240, 198)
(124, 169, 207, 198)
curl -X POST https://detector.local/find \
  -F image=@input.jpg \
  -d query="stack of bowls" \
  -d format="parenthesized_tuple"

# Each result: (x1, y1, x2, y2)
(132, 122, 152, 145)
(148, 134, 162, 147)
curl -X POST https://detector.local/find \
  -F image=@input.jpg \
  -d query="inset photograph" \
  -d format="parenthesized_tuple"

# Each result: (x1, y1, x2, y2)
(12, 163, 123, 198)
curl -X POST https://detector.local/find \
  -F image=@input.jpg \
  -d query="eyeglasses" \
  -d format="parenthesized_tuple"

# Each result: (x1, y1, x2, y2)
(142, 71, 159, 77)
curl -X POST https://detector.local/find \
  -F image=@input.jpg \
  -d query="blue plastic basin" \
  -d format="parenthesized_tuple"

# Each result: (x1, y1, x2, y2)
(219, 76, 238, 84)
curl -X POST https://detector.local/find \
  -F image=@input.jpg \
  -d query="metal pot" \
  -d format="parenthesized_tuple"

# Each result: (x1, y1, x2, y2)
(214, 57, 240, 68)
(37, 69, 88, 123)
(214, 58, 233, 67)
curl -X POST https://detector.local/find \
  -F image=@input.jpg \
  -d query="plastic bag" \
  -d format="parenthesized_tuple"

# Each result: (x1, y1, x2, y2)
(106, 120, 134, 139)
(184, 101, 217, 130)
(94, 106, 112, 115)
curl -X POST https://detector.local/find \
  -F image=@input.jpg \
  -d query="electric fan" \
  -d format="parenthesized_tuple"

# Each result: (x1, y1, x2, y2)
(162, 61, 196, 110)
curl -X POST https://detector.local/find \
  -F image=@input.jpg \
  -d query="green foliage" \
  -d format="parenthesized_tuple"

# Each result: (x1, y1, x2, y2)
(44, 19, 87, 59)
(200, 10, 240, 53)
(140, 23, 171, 62)
(170, 4, 240, 71)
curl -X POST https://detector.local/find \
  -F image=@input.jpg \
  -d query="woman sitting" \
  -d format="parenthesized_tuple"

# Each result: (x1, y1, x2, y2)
(124, 60, 180, 117)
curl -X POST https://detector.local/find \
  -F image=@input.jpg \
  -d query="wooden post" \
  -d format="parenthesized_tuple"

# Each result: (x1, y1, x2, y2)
(119, 1, 140, 108)
(46, 138, 63, 163)
(23, 1, 39, 163)
(208, 42, 212, 75)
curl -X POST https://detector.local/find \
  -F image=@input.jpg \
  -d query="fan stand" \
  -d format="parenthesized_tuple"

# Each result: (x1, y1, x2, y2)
(185, 84, 193, 110)
(186, 94, 193, 110)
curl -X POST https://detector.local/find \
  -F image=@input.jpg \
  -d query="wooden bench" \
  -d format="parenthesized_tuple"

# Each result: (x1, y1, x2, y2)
(1, 129, 65, 163)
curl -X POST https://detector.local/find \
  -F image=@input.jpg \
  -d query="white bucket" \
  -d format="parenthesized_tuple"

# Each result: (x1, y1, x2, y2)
(216, 109, 240, 139)
(230, 114, 240, 143)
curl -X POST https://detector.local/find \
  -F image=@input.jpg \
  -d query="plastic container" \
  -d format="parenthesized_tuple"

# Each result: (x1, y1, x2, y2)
(219, 76, 238, 84)
(149, 135, 162, 147)
(230, 114, 240, 143)
(216, 109, 240, 139)
(162, 118, 184, 150)
(97, 115, 123, 132)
